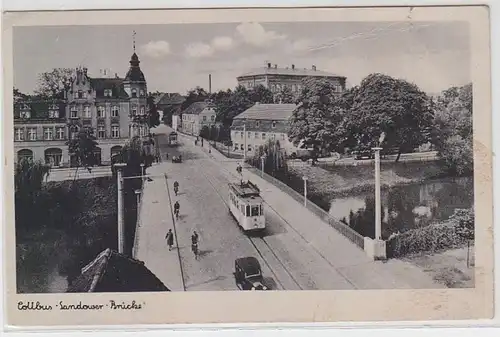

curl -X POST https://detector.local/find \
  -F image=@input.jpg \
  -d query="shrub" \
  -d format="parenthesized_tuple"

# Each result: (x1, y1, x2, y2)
(386, 208, 474, 258)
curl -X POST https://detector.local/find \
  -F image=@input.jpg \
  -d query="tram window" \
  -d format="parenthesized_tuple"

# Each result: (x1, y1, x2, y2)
(246, 205, 251, 217)
(260, 205, 263, 215)
(251, 205, 260, 216)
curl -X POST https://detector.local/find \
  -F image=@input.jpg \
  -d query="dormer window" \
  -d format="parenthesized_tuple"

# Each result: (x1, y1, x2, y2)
(272, 121, 277, 128)
(139, 89, 145, 97)
(48, 109, 59, 119)
(78, 90, 84, 99)
(20, 109, 31, 119)
(131, 89, 137, 98)
(104, 89, 113, 97)
(140, 107, 145, 115)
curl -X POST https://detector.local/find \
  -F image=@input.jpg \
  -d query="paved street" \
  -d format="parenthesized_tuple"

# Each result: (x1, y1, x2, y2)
(134, 125, 441, 291)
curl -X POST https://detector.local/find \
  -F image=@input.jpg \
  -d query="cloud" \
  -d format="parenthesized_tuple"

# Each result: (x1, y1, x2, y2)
(185, 42, 215, 58)
(140, 40, 171, 59)
(211, 36, 235, 51)
(236, 22, 286, 47)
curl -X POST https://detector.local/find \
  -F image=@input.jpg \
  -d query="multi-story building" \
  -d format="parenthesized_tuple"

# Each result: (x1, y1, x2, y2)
(14, 51, 150, 167)
(237, 62, 347, 97)
(230, 103, 300, 155)
(180, 100, 217, 136)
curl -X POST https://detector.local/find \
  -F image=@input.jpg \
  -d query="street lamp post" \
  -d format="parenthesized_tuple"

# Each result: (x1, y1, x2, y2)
(140, 163, 145, 184)
(243, 124, 247, 163)
(135, 189, 142, 208)
(114, 163, 127, 254)
(260, 155, 265, 177)
(302, 176, 308, 207)
(372, 147, 382, 241)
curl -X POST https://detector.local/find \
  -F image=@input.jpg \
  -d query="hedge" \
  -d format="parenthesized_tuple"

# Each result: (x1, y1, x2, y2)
(386, 208, 474, 258)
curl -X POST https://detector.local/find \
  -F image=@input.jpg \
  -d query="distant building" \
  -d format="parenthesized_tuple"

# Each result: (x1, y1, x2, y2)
(230, 103, 300, 155)
(180, 100, 217, 136)
(67, 248, 169, 292)
(237, 62, 346, 97)
(14, 51, 150, 167)
(154, 92, 185, 126)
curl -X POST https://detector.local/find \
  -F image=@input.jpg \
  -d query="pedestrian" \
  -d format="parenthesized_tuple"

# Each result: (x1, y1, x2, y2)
(166, 152, 169, 160)
(165, 229, 174, 251)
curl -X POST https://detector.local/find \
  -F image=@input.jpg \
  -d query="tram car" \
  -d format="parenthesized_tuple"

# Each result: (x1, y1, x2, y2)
(228, 180, 265, 233)
(168, 131, 178, 146)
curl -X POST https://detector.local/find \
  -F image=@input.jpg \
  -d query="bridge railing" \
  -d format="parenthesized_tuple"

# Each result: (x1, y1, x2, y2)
(246, 167, 365, 250)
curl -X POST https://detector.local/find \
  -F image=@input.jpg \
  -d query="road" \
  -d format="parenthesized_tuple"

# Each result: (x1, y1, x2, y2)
(150, 125, 355, 291)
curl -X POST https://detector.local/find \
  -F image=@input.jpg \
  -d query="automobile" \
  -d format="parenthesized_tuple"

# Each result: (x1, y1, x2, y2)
(353, 149, 374, 160)
(233, 257, 268, 290)
(172, 156, 182, 163)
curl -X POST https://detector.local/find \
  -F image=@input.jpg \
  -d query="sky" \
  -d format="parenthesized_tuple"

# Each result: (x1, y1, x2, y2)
(13, 21, 470, 95)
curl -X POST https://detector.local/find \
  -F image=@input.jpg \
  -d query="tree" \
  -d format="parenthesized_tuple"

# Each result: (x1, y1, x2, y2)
(146, 94, 161, 128)
(35, 68, 74, 98)
(66, 126, 99, 182)
(344, 73, 434, 161)
(15, 159, 51, 195)
(431, 83, 473, 175)
(275, 85, 296, 104)
(288, 78, 347, 164)
(181, 86, 209, 111)
(13, 87, 30, 103)
(199, 125, 210, 139)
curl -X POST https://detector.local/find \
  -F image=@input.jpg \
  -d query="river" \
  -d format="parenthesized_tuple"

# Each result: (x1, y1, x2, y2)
(328, 177, 473, 238)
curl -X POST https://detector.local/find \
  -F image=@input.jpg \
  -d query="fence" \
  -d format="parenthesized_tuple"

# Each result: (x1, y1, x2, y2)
(246, 166, 365, 250)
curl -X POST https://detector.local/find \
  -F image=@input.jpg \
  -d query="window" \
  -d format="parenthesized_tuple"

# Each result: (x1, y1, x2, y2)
(211, 115, 215, 122)
(97, 125, 106, 138)
(111, 126, 119, 138)
(44, 127, 53, 140)
(20, 109, 31, 119)
(70, 126, 79, 140)
(131, 88, 137, 97)
(248, 132, 251, 139)
(132, 105, 138, 116)
(272, 121, 277, 128)
(234, 143, 239, 151)
(104, 89, 112, 97)
(254, 132, 258, 138)
(262, 133, 266, 140)
(240, 131, 244, 138)
(15, 128, 24, 141)
(111, 106, 119, 117)
(240, 144, 244, 151)
(246, 205, 251, 217)
(247, 144, 252, 152)
(56, 127, 65, 140)
(203, 116, 207, 122)
(97, 106, 105, 118)
(70, 106, 78, 118)
(281, 133, 286, 140)
(272, 133, 276, 140)
(256, 121, 260, 127)
(83, 106, 91, 118)
(251, 205, 260, 217)
(28, 128, 37, 141)
(140, 107, 145, 115)
(140, 89, 145, 97)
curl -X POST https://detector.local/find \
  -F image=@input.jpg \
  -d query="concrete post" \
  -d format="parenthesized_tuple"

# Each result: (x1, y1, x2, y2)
(243, 124, 247, 163)
(372, 147, 382, 240)
(114, 163, 127, 254)
(260, 155, 265, 177)
(140, 163, 145, 185)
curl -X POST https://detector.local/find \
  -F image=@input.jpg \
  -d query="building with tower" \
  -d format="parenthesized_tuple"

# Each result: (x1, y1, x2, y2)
(14, 38, 150, 168)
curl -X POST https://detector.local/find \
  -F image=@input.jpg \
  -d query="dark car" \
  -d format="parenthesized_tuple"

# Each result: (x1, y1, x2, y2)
(234, 257, 268, 290)
(353, 149, 374, 160)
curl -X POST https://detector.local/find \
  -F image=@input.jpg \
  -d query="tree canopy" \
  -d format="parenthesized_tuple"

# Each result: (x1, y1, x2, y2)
(343, 73, 434, 160)
(274, 85, 296, 104)
(288, 78, 347, 162)
(34, 68, 74, 98)
(146, 94, 161, 128)
(66, 126, 99, 172)
(181, 86, 209, 111)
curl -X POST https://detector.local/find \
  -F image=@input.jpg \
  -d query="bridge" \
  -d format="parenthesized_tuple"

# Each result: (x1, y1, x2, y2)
(132, 125, 441, 291)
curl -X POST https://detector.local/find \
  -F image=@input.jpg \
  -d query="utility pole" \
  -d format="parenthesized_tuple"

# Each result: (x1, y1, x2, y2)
(243, 124, 247, 163)
(114, 163, 127, 254)
(302, 176, 308, 207)
(372, 147, 382, 240)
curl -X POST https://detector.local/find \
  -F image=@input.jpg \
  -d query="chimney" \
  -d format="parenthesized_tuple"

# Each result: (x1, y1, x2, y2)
(83, 67, 88, 75)
(274, 64, 277, 69)
(292, 64, 295, 70)
(267, 62, 271, 68)
(312, 65, 316, 71)
(209, 74, 212, 94)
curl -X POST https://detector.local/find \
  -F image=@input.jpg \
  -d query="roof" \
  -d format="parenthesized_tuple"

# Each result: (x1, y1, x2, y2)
(238, 66, 345, 79)
(124, 53, 146, 82)
(66, 248, 170, 293)
(236, 257, 261, 275)
(89, 78, 129, 98)
(233, 103, 297, 121)
(229, 181, 261, 197)
(14, 99, 66, 120)
(182, 100, 215, 115)
(155, 93, 186, 106)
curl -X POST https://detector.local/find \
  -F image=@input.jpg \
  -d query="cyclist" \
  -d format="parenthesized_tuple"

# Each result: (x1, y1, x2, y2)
(173, 201, 180, 219)
(173, 181, 179, 196)
(191, 231, 199, 259)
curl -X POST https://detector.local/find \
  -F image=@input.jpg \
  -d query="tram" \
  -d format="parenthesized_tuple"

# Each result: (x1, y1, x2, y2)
(168, 131, 178, 146)
(228, 180, 265, 233)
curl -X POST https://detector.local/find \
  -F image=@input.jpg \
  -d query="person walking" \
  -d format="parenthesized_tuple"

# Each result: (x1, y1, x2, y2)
(191, 231, 199, 260)
(165, 229, 174, 251)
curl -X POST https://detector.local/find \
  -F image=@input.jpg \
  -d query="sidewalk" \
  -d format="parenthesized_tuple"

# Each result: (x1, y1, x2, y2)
(133, 162, 185, 291)
(203, 143, 442, 289)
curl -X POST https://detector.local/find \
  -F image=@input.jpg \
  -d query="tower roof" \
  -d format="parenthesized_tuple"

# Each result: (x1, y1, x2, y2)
(125, 52, 146, 82)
